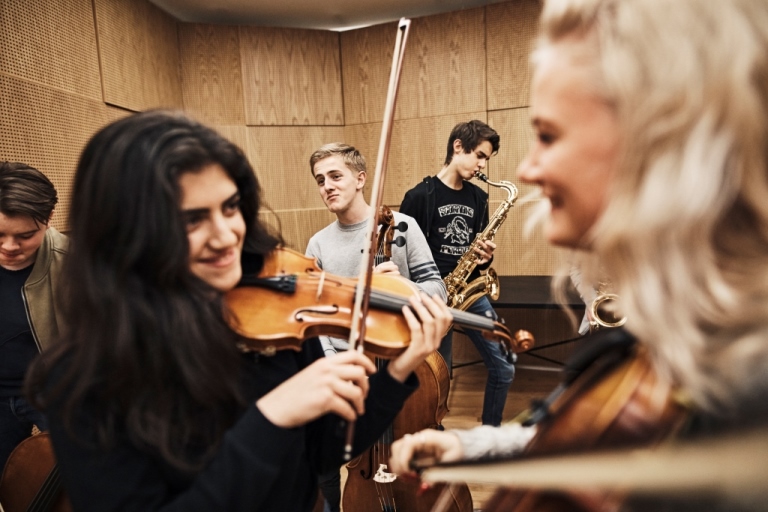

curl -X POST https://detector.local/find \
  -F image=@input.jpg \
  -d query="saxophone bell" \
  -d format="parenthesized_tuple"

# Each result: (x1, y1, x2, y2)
(588, 293, 627, 332)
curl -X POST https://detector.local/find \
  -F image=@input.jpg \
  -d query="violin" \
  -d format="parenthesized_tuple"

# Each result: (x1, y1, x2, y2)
(419, 328, 688, 512)
(225, 247, 528, 358)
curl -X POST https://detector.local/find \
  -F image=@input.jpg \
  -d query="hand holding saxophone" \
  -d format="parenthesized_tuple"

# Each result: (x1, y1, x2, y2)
(472, 239, 496, 265)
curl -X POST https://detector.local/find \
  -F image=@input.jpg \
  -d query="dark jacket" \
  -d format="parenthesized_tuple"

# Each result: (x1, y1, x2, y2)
(48, 339, 418, 511)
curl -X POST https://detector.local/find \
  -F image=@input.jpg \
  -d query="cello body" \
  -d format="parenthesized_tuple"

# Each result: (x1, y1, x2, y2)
(0, 432, 72, 512)
(485, 329, 687, 512)
(342, 351, 473, 512)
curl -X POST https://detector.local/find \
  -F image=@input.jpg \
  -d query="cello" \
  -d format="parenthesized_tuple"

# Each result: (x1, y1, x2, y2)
(341, 204, 473, 512)
(0, 430, 72, 512)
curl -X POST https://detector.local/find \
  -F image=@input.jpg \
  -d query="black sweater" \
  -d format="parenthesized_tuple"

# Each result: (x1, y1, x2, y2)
(48, 338, 418, 511)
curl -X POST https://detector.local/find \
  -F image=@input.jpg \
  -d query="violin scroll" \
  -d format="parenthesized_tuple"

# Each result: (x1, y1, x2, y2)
(512, 329, 535, 353)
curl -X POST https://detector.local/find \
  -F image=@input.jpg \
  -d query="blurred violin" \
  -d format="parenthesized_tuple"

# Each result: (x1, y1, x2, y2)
(225, 247, 531, 358)
(417, 328, 688, 512)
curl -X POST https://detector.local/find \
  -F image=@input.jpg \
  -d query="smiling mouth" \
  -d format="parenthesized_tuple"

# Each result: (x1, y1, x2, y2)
(201, 250, 237, 268)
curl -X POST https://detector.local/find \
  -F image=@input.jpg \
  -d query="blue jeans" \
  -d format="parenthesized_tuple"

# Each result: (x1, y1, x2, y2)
(0, 395, 49, 471)
(438, 296, 515, 426)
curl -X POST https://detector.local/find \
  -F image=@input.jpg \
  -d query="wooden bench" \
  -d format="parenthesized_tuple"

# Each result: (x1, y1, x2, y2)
(491, 275, 584, 310)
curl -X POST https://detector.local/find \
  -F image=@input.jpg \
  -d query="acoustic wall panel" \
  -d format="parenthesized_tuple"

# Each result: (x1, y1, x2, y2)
(379, 113, 489, 208)
(487, 0, 541, 111)
(0, 73, 127, 231)
(396, 8, 487, 120)
(487, 107, 564, 275)
(340, 22, 398, 126)
(213, 125, 249, 158)
(0, 0, 102, 100)
(94, 0, 183, 111)
(240, 27, 343, 126)
(244, 125, 345, 213)
(179, 24, 245, 126)
(259, 208, 337, 255)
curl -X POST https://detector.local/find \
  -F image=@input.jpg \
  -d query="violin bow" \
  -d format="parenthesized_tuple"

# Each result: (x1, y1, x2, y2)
(344, 17, 412, 461)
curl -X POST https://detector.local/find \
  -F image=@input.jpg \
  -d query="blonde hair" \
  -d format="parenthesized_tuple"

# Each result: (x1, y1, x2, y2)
(540, 0, 768, 413)
(309, 142, 367, 176)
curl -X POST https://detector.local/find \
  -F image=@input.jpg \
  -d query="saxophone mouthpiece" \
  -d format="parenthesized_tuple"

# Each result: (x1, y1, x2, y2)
(474, 171, 489, 182)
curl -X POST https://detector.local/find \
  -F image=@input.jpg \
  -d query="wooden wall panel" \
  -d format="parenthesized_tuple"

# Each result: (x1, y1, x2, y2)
(94, 0, 182, 111)
(213, 125, 249, 157)
(179, 24, 245, 125)
(340, 22, 397, 126)
(487, 108, 564, 275)
(240, 27, 343, 126)
(487, 0, 541, 110)
(260, 209, 337, 255)
(0, 0, 101, 100)
(0, 73, 127, 231)
(396, 8, 486, 120)
(244, 126, 345, 212)
(390, 113, 488, 207)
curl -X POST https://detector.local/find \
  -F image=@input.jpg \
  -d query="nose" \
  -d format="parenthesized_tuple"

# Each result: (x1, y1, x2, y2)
(0, 237, 19, 251)
(516, 148, 539, 185)
(478, 158, 487, 170)
(207, 214, 239, 249)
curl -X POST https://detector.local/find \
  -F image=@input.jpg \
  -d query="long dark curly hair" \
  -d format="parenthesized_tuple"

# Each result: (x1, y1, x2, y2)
(26, 110, 280, 470)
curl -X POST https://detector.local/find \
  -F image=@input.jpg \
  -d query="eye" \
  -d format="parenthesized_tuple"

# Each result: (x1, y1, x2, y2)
(183, 212, 206, 231)
(316, 177, 324, 186)
(537, 131, 555, 145)
(223, 195, 242, 215)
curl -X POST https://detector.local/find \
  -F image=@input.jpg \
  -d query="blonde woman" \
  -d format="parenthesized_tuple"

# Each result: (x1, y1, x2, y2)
(391, 0, 768, 507)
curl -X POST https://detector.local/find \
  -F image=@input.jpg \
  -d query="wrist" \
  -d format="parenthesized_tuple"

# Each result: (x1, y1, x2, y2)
(386, 359, 411, 383)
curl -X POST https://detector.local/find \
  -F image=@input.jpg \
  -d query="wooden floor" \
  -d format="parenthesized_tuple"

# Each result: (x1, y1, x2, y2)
(340, 362, 562, 511)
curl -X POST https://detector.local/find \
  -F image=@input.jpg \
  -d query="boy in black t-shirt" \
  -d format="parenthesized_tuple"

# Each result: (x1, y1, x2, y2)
(400, 120, 515, 426)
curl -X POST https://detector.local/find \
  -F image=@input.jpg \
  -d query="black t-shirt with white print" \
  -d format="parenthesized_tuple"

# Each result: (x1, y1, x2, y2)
(427, 179, 485, 278)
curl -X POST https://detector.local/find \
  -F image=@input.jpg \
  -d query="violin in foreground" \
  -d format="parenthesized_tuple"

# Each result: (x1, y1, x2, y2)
(225, 247, 533, 358)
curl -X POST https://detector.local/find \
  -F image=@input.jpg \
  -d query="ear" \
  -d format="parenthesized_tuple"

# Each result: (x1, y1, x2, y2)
(452, 139, 464, 155)
(356, 170, 366, 190)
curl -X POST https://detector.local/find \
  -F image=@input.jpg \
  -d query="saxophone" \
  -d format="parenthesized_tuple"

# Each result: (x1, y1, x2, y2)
(588, 286, 627, 332)
(444, 171, 519, 311)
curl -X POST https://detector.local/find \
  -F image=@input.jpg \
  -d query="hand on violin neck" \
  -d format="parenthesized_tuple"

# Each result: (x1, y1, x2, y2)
(255, 350, 376, 428)
(373, 261, 401, 276)
(386, 293, 453, 383)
